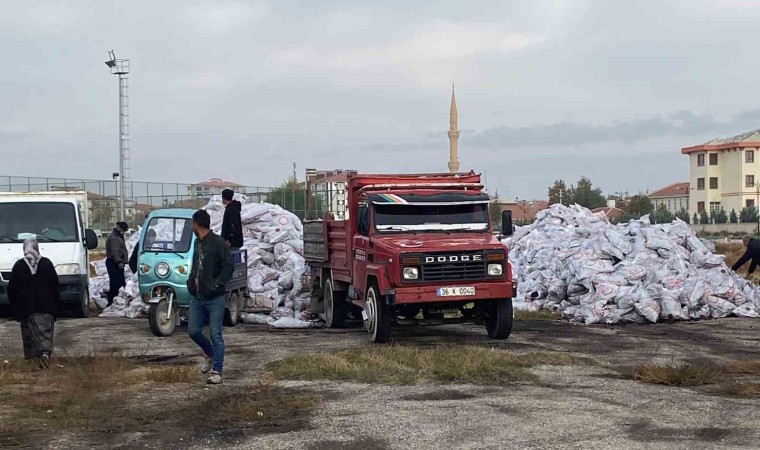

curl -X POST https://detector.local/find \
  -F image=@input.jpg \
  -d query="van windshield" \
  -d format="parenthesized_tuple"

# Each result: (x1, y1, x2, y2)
(0, 202, 79, 243)
(143, 218, 194, 253)
(374, 203, 489, 232)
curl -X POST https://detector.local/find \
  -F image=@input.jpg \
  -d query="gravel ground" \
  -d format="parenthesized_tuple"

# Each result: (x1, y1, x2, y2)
(2, 315, 760, 449)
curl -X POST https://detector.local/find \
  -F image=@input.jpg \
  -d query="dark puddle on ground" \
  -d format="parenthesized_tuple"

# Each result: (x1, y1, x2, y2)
(401, 390, 476, 401)
(307, 437, 392, 450)
(624, 419, 733, 443)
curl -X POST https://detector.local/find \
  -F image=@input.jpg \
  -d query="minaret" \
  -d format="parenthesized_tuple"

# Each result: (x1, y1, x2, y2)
(448, 85, 460, 173)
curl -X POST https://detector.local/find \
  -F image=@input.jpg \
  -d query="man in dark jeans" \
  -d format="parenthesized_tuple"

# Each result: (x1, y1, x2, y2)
(105, 222, 129, 306)
(221, 189, 243, 250)
(187, 210, 233, 385)
(732, 234, 760, 275)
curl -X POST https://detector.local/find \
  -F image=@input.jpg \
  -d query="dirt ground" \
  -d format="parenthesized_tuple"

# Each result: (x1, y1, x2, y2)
(2, 315, 760, 449)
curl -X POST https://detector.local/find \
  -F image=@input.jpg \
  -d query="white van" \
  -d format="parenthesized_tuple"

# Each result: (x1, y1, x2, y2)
(0, 192, 98, 317)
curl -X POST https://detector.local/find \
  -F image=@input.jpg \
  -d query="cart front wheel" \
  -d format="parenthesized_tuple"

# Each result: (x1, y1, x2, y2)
(149, 299, 177, 337)
(223, 291, 242, 327)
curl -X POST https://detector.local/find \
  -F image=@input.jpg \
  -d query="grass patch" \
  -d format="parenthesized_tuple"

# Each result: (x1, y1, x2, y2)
(725, 359, 760, 375)
(514, 310, 561, 321)
(713, 382, 760, 398)
(0, 354, 322, 447)
(265, 345, 589, 385)
(633, 361, 722, 387)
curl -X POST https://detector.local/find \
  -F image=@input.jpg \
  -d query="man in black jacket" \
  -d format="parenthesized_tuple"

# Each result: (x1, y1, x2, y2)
(105, 222, 129, 306)
(221, 189, 243, 249)
(732, 235, 760, 275)
(187, 210, 233, 385)
(128, 229, 157, 274)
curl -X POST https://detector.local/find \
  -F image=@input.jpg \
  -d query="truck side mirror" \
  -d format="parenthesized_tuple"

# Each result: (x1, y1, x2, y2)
(501, 211, 513, 237)
(85, 228, 99, 250)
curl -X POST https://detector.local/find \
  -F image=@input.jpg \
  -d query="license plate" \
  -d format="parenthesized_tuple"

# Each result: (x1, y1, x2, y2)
(437, 286, 476, 297)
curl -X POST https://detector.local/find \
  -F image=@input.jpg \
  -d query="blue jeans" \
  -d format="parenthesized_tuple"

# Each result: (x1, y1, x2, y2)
(188, 295, 225, 373)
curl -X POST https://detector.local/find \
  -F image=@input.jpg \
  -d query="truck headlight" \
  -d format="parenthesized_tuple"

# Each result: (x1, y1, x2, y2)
(55, 264, 81, 275)
(156, 262, 171, 277)
(403, 267, 419, 280)
(487, 263, 503, 276)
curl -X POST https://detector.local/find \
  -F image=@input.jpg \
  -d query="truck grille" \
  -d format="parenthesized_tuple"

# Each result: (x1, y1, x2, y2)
(418, 253, 487, 282)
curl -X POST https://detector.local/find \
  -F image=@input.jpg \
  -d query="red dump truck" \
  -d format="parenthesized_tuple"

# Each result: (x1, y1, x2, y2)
(304, 172, 515, 343)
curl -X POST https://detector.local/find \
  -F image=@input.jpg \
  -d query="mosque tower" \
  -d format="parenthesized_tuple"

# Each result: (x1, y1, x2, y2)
(447, 85, 460, 173)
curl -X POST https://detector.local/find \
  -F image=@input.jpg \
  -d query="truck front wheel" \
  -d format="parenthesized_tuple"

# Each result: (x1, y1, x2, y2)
(485, 298, 513, 340)
(365, 284, 391, 343)
(324, 279, 347, 328)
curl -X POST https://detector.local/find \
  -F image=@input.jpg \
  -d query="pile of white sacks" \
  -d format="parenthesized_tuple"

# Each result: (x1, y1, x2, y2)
(507, 204, 759, 324)
(90, 194, 313, 328)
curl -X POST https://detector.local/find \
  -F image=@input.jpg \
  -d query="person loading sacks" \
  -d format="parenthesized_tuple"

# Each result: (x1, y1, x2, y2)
(221, 189, 243, 250)
(732, 234, 760, 275)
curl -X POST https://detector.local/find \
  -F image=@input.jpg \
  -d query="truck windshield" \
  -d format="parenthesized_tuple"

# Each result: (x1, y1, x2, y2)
(0, 202, 79, 243)
(374, 203, 489, 232)
(143, 218, 194, 253)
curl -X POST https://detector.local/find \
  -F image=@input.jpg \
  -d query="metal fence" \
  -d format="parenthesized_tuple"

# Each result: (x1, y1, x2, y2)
(0, 175, 342, 230)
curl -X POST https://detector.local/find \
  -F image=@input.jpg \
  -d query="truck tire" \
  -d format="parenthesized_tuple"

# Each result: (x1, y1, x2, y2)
(149, 299, 177, 337)
(74, 289, 91, 318)
(324, 279, 347, 328)
(223, 291, 242, 327)
(485, 298, 513, 340)
(365, 284, 391, 343)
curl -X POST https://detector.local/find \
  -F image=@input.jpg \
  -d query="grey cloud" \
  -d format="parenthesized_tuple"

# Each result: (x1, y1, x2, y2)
(468, 110, 760, 148)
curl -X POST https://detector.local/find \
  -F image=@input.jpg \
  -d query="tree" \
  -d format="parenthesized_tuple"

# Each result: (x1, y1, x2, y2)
(693, 213, 699, 225)
(267, 180, 326, 220)
(651, 204, 673, 224)
(548, 180, 569, 205)
(625, 195, 654, 218)
(699, 210, 709, 225)
(91, 199, 117, 229)
(568, 176, 606, 209)
(675, 208, 690, 224)
(740, 206, 758, 223)
(712, 208, 728, 224)
(490, 202, 502, 229)
(730, 209, 739, 224)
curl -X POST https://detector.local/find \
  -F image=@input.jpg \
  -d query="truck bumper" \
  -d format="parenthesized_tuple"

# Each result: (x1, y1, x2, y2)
(390, 281, 514, 305)
(0, 274, 87, 308)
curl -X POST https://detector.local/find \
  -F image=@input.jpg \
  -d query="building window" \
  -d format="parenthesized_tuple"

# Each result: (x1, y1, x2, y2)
(709, 153, 718, 165)
(748, 175, 755, 188)
(697, 178, 705, 190)
(697, 154, 705, 166)
(747, 199, 755, 209)
(697, 201, 705, 213)
(709, 177, 718, 189)
(709, 201, 721, 213)
(747, 150, 755, 163)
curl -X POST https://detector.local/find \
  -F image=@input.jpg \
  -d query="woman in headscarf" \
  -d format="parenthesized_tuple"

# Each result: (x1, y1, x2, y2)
(7, 239, 60, 369)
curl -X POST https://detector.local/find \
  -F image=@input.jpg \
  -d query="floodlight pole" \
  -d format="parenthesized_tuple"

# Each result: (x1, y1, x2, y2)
(105, 50, 131, 222)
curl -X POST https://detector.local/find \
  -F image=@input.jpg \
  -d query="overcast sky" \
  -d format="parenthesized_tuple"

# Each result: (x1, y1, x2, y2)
(2, 0, 760, 199)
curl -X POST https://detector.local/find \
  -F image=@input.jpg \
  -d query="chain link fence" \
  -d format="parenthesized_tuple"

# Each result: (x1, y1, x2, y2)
(0, 175, 342, 231)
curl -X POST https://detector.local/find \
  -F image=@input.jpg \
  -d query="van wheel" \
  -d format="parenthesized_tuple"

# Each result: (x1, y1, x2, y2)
(485, 298, 513, 340)
(149, 299, 177, 337)
(365, 283, 391, 343)
(223, 291, 242, 327)
(74, 289, 91, 318)
(324, 279, 347, 328)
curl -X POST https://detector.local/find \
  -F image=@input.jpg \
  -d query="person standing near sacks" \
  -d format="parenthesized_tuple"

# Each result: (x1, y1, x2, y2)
(7, 239, 60, 369)
(732, 234, 760, 275)
(221, 189, 243, 250)
(187, 210, 233, 385)
(105, 222, 129, 306)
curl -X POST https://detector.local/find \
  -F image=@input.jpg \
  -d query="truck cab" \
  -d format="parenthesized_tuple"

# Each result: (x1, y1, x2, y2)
(305, 172, 514, 343)
(0, 192, 99, 317)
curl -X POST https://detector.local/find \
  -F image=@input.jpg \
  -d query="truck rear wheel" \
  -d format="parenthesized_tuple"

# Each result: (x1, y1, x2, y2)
(223, 291, 242, 327)
(324, 279, 347, 328)
(485, 298, 513, 340)
(365, 284, 391, 343)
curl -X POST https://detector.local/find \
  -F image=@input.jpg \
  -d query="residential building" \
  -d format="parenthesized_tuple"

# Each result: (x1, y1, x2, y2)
(305, 169, 358, 220)
(682, 129, 760, 215)
(591, 206, 625, 221)
(494, 200, 549, 224)
(188, 178, 244, 199)
(647, 182, 689, 215)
